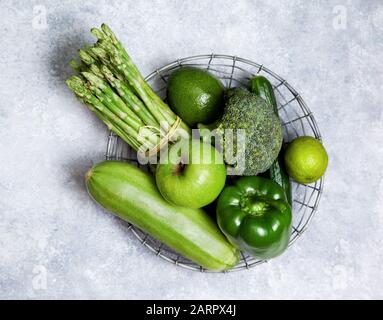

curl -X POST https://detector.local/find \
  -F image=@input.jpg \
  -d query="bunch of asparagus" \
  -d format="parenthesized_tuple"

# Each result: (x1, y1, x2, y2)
(66, 24, 190, 154)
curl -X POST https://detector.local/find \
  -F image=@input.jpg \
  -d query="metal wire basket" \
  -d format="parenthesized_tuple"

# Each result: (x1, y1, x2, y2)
(105, 54, 324, 272)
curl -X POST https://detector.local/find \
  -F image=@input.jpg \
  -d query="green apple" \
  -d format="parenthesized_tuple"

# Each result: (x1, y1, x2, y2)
(155, 139, 226, 209)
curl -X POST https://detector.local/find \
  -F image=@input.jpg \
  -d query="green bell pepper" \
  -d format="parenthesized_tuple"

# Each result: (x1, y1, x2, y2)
(216, 176, 292, 260)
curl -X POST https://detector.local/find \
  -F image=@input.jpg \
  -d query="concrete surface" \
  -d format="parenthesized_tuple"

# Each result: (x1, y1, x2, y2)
(0, 0, 382, 299)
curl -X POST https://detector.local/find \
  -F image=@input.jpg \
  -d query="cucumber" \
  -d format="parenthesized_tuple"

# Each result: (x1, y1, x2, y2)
(268, 154, 292, 205)
(250, 75, 278, 114)
(249, 75, 292, 205)
(86, 161, 240, 271)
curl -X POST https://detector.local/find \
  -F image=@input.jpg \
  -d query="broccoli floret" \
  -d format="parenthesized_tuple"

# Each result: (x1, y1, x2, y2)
(215, 87, 283, 175)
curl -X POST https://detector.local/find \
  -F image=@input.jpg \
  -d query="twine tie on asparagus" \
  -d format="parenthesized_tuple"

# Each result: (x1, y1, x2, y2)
(145, 116, 182, 157)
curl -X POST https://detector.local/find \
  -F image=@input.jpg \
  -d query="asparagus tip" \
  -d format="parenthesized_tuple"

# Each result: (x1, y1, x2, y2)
(101, 23, 118, 43)
(69, 59, 80, 71)
(89, 64, 104, 79)
(90, 46, 108, 60)
(91, 27, 105, 41)
(78, 49, 94, 65)
(66, 76, 90, 99)
(81, 71, 106, 89)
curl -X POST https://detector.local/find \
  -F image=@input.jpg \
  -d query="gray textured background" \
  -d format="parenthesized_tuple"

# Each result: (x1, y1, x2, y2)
(1, 0, 382, 299)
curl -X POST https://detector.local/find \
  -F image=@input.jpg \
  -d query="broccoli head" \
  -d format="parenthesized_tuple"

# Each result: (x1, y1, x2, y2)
(215, 87, 283, 175)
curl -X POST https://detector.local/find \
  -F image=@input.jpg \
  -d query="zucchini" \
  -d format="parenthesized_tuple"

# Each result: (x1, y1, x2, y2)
(249, 75, 292, 205)
(86, 161, 240, 271)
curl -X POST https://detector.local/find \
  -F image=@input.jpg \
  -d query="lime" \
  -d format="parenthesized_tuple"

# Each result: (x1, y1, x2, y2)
(284, 136, 328, 184)
(167, 67, 224, 127)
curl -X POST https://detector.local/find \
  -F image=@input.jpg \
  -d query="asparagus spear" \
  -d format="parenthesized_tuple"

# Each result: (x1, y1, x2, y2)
(99, 64, 158, 127)
(88, 104, 141, 151)
(68, 75, 160, 150)
(66, 24, 191, 156)
(91, 28, 174, 130)
(81, 71, 145, 130)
